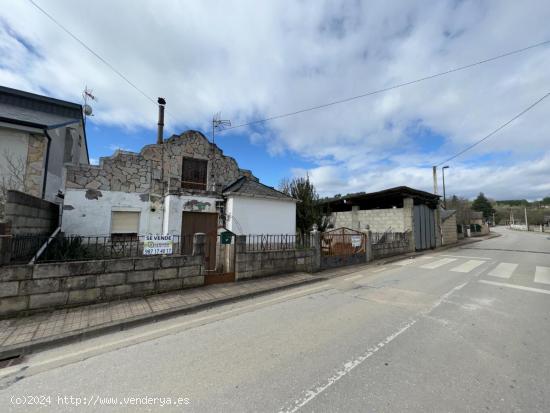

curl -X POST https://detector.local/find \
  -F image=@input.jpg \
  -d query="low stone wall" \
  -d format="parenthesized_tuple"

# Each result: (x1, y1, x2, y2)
(372, 240, 410, 259)
(4, 190, 59, 235)
(0, 255, 203, 318)
(235, 248, 316, 281)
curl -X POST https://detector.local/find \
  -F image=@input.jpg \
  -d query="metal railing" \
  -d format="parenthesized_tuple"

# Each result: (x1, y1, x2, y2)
(371, 231, 409, 245)
(9, 234, 193, 264)
(245, 234, 313, 252)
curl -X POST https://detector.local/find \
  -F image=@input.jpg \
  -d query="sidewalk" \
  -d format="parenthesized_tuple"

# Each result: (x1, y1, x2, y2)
(0, 272, 328, 359)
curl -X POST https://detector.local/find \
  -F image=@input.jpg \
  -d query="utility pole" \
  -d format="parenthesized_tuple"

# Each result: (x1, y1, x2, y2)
(432, 166, 438, 195)
(524, 207, 528, 231)
(442, 166, 449, 209)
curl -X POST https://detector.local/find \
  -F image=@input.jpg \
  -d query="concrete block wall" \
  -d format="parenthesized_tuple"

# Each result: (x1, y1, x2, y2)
(4, 190, 59, 235)
(0, 255, 203, 318)
(331, 208, 405, 232)
(441, 215, 458, 245)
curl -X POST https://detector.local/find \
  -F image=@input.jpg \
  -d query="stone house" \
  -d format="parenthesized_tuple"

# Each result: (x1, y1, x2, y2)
(0, 86, 89, 214)
(319, 186, 441, 251)
(62, 130, 296, 238)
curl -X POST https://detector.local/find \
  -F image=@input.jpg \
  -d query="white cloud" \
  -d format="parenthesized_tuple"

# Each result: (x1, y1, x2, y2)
(2, 0, 550, 198)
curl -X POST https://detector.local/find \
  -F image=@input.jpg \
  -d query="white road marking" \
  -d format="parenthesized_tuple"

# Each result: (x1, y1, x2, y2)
(479, 280, 550, 295)
(420, 258, 457, 269)
(393, 259, 416, 266)
(440, 254, 491, 260)
(488, 263, 518, 279)
(279, 281, 468, 413)
(534, 266, 550, 284)
(0, 284, 329, 379)
(344, 274, 364, 282)
(450, 260, 486, 273)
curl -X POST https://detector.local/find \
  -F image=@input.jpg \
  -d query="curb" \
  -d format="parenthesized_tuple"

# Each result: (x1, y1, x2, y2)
(0, 276, 326, 360)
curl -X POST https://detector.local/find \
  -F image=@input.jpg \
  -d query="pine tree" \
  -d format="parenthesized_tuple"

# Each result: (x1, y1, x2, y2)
(471, 192, 495, 220)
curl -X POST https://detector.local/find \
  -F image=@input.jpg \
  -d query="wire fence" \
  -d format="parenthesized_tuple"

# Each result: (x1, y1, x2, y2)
(8, 234, 194, 264)
(371, 231, 409, 245)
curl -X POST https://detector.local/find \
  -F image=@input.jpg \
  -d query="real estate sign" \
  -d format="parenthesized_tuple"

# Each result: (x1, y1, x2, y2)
(351, 235, 362, 247)
(143, 235, 173, 255)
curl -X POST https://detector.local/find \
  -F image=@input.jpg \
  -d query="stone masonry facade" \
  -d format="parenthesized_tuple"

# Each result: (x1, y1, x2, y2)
(65, 130, 255, 196)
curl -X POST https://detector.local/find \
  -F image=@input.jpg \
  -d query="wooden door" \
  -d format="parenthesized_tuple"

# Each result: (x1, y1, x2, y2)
(181, 212, 218, 270)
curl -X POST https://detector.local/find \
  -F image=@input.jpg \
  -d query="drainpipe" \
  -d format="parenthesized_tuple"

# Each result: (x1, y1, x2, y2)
(41, 129, 52, 200)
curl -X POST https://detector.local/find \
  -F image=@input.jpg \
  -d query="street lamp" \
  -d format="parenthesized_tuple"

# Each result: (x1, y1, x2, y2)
(442, 166, 449, 209)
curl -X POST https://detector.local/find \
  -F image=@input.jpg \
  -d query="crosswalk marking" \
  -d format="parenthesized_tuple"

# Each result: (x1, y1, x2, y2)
(450, 260, 486, 273)
(394, 259, 416, 266)
(488, 263, 518, 279)
(420, 258, 457, 269)
(534, 266, 550, 284)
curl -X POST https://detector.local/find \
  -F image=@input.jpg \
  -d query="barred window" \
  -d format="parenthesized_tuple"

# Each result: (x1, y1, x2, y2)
(182, 157, 207, 190)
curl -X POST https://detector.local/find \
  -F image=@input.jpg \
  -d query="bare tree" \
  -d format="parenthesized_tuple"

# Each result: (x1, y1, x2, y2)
(0, 149, 27, 220)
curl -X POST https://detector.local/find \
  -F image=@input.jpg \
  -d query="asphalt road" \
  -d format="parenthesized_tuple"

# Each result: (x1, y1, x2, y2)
(0, 227, 549, 412)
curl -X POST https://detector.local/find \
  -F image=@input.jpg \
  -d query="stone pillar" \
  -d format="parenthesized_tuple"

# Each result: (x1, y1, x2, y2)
(192, 233, 206, 257)
(403, 197, 415, 252)
(310, 230, 321, 272)
(366, 230, 373, 262)
(434, 207, 442, 247)
(351, 205, 360, 230)
(234, 235, 247, 280)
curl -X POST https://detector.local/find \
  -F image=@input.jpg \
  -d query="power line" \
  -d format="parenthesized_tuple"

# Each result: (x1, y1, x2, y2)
(436, 91, 550, 166)
(223, 39, 550, 132)
(27, 0, 176, 120)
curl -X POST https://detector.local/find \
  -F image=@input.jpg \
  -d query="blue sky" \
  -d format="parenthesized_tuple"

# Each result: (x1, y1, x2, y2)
(2, 0, 550, 199)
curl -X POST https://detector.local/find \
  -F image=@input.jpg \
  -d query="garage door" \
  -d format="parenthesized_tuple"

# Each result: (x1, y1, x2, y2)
(413, 204, 436, 251)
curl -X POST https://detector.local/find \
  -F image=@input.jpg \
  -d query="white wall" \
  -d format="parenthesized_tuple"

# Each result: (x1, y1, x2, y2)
(0, 127, 29, 189)
(226, 196, 296, 235)
(163, 194, 220, 235)
(62, 189, 163, 236)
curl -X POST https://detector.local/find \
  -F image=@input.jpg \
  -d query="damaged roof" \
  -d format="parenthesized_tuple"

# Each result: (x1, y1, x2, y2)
(223, 176, 296, 201)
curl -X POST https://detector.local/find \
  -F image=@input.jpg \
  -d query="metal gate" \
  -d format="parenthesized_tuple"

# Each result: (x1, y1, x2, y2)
(321, 227, 367, 269)
(413, 204, 436, 250)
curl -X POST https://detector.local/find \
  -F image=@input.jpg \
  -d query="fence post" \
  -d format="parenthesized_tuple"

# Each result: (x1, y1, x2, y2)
(234, 235, 247, 280)
(192, 233, 206, 257)
(310, 230, 321, 272)
(366, 230, 373, 262)
(0, 223, 12, 266)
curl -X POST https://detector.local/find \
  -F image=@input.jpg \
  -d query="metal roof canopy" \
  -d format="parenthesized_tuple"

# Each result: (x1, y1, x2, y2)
(319, 186, 440, 212)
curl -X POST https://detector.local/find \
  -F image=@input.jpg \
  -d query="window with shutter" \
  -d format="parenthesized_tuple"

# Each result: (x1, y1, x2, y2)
(111, 211, 140, 240)
(182, 157, 208, 190)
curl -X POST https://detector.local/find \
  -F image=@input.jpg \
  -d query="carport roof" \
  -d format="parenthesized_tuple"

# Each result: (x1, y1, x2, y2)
(319, 186, 440, 210)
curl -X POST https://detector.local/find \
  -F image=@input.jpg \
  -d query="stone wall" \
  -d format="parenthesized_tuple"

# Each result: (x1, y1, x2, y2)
(441, 214, 458, 245)
(23, 134, 46, 198)
(65, 130, 255, 196)
(372, 236, 411, 259)
(0, 254, 203, 318)
(4, 190, 59, 236)
(234, 236, 318, 280)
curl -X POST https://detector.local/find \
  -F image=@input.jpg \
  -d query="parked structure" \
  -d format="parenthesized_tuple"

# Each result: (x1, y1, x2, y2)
(62, 130, 296, 238)
(319, 186, 441, 251)
(0, 86, 89, 208)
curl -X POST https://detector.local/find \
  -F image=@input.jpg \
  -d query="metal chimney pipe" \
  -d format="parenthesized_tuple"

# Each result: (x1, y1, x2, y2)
(157, 97, 166, 144)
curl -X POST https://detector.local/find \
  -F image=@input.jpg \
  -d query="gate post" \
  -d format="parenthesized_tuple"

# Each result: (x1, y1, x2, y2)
(234, 235, 247, 280)
(0, 223, 12, 266)
(310, 230, 321, 272)
(365, 230, 373, 262)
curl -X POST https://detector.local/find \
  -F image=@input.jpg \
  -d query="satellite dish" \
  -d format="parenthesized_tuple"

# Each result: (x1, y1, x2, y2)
(83, 104, 93, 116)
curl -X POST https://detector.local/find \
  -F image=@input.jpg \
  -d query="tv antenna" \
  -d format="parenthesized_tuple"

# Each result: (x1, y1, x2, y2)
(210, 113, 231, 192)
(212, 112, 231, 146)
(82, 86, 97, 124)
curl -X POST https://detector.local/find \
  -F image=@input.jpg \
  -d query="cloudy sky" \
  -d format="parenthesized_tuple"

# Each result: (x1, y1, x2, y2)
(2, 0, 550, 200)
